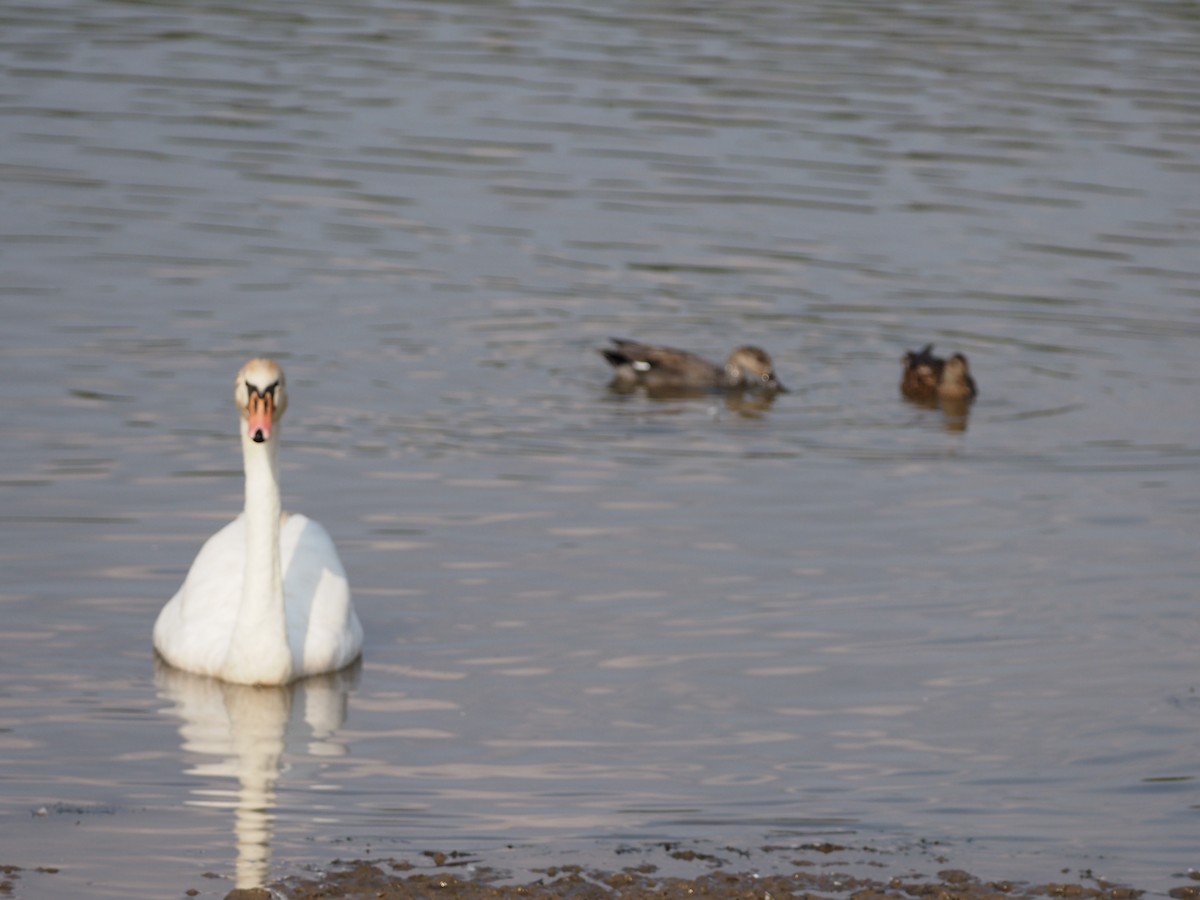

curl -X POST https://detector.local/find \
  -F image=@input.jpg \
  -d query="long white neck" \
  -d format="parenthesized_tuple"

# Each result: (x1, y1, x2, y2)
(221, 427, 293, 685)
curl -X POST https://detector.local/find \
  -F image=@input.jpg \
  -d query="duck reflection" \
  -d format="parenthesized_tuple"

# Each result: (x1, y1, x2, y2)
(154, 659, 359, 890)
(605, 382, 784, 419)
(901, 393, 974, 432)
(935, 397, 973, 432)
(722, 387, 782, 418)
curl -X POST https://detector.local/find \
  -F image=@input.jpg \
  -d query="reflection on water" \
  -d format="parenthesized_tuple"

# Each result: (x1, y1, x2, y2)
(901, 395, 974, 433)
(606, 383, 785, 419)
(154, 661, 359, 890)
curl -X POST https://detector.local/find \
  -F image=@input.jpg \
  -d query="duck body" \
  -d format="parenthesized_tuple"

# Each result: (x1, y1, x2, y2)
(153, 358, 363, 686)
(900, 344, 977, 404)
(600, 338, 786, 395)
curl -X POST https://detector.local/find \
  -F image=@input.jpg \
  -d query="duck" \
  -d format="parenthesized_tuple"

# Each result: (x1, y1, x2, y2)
(599, 338, 787, 395)
(900, 344, 977, 404)
(153, 358, 363, 686)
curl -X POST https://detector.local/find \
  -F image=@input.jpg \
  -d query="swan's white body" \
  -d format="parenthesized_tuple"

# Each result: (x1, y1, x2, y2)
(153, 358, 363, 686)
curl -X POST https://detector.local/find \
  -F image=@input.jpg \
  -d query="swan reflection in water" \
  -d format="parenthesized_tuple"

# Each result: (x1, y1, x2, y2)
(154, 659, 359, 890)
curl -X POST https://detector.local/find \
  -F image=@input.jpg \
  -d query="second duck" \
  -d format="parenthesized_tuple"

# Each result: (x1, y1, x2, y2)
(900, 344, 977, 404)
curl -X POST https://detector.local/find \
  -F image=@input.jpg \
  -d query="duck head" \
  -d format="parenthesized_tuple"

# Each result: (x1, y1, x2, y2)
(725, 346, 787, 392)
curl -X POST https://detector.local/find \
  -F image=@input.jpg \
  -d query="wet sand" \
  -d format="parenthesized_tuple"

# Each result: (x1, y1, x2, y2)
(5, 841, 1199, 898)
(209, 843, 1199, 900)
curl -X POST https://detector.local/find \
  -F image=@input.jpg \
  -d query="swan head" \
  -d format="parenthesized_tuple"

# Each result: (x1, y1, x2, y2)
(234, 358, 288, 444)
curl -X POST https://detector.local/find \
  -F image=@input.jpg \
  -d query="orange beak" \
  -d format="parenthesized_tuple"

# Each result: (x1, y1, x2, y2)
(247, 390, 275, 443)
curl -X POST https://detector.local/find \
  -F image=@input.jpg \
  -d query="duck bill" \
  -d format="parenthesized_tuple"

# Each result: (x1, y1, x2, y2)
(246, 391, 275, 443)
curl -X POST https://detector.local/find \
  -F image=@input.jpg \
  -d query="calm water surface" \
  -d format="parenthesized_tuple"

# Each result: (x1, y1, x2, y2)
(1, 0, 1199, 896)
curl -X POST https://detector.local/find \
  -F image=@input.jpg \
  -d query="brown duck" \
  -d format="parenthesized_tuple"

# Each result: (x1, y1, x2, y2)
(600, 338, 787, 395)
(900, 344, 977, 404)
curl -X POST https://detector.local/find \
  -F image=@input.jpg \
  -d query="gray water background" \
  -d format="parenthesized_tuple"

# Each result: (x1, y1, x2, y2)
(1, 0, 1199, 896)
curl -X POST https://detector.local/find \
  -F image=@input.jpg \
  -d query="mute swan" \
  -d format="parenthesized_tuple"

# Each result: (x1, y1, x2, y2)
(153, 358, 363, 685)
(599, 338, 787, 395)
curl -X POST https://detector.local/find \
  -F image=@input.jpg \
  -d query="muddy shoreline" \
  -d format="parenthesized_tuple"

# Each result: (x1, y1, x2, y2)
(4, 840, 1199, 898)
(237, 858, 1200, 900)
(226, 842, 1200, 900)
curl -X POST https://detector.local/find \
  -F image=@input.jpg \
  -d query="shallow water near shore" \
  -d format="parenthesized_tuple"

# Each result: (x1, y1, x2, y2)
(1, 0, 1199, 896)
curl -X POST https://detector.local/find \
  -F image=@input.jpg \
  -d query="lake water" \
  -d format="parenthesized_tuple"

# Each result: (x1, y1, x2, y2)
(1, 0, 1198, 896)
